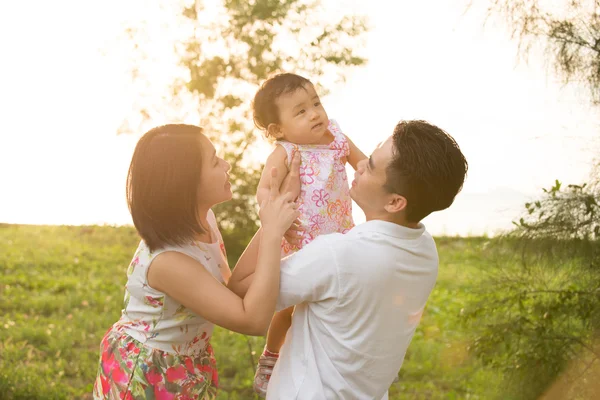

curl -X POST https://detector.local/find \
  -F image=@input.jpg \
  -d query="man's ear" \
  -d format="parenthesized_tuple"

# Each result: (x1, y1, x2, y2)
(267, 123, 284, 140)
(384, 193, 408, 214)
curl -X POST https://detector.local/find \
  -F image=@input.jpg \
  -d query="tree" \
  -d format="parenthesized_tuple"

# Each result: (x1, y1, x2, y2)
(478, 0, 600, 104)
(465, 1, 600, 398)
(114, 0, 368, 264)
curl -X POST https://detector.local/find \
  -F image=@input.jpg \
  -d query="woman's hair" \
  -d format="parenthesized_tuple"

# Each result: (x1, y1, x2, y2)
(385, 120, 468, 222)
(252, 73, 312, 139)
(126, 124, 208, 251)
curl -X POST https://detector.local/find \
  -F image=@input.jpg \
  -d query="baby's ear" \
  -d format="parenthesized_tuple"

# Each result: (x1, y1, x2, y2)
(267, 123, 283, 140)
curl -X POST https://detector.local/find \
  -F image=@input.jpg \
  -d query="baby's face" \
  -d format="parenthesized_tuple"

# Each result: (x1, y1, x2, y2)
(274, 84, 330, 145)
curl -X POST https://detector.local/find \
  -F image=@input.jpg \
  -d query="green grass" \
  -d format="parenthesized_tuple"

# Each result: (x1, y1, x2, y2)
(0, 224, 502, 399)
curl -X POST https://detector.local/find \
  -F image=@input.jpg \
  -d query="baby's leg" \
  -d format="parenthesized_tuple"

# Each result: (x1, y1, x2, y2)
(265, 306, 294, 353)
(254, 306, 295, 397)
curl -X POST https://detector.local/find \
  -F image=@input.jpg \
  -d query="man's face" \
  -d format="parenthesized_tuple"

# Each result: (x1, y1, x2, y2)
(350, 136, 395, 217)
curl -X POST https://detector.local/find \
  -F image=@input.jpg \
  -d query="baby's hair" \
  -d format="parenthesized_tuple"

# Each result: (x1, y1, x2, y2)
(252, 73, 312, 139)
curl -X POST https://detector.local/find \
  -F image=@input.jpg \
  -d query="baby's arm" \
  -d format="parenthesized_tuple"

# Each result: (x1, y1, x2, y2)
(346, 135, 367, 170)
(257, 145, 289, 206)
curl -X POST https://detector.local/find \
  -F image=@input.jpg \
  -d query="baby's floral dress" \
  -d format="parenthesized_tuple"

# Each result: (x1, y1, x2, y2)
(93, 210, 229, 400)
(278, 119, 355, 256)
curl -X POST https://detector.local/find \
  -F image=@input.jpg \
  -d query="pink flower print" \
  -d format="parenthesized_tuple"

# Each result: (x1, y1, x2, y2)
(126, 256, 139, 275)
(144, 295, 164, 308)
(136, 320, 151, 332)
(111, 364, 130, 384)
(308, 152, 321, 164)
(212, 367, 219, 387)
(154, 383, 176, 400)
(309, 214, 325, 231)
(339, 200, 351, 217)
(184, 358, 195, 374)
(311, 189, 330, 207)
(101, 352, 119, 377)
(300, 165, 316, 185)
(99, 374, 110, 395)
(327, 200, 342, 220)
(326, 171, 336, 190)
(219, 241, 227, 258)
(331, 138, 350, 158)
(166, 365, 187, 382)
(146, 368, 163, 385)
(122, 393, 135, 400)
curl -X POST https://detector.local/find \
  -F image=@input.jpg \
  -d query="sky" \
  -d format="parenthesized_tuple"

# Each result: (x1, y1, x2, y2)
(0, 0, 598, 236)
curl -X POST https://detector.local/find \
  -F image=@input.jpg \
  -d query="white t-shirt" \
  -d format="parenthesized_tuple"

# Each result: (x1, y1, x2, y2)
(267, 220, 439, 400)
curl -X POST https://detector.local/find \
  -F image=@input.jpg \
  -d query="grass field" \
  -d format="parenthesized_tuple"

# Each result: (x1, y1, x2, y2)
(0, 224, 503, 399)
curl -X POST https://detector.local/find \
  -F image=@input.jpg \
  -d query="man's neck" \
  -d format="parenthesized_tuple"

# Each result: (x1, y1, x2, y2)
(364, 211, 420, 229)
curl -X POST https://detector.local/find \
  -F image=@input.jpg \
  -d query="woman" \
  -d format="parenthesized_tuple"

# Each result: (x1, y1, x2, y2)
(93, 124, 300, 399)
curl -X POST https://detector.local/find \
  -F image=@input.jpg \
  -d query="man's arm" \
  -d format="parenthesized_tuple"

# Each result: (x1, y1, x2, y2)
(229, 234, 339, 311)
(275, 236, 340, 311)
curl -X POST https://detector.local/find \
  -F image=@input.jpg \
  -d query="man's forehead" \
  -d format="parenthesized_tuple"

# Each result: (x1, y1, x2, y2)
(371, 136, 394, 168)
(375, 135, 393, 148)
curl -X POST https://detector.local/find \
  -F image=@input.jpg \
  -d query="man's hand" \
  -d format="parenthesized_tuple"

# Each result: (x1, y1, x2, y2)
(284, 218, 303, 247)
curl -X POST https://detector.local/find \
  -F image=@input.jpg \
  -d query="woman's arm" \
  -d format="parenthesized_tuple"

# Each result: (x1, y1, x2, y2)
(227, 228, 262, 298)
(228, 152, 302, 298)
(148, 169, 299, 336)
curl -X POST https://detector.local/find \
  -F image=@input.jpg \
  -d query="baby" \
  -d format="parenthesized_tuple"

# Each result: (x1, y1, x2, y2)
(252, 73, 366, 397)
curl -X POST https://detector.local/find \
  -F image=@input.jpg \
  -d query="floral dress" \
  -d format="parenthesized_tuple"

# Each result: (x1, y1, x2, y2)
(93, 210, 229, 400)
(278, 119, 355, 256)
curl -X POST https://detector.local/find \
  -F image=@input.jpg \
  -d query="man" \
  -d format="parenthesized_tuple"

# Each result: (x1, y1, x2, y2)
(230, 120, 468, 399)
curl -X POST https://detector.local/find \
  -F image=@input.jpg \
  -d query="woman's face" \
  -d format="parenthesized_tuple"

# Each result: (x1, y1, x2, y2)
(197, 134, 232, 208)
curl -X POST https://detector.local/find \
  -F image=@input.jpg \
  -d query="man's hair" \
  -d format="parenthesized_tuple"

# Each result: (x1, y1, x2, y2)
(385, 120, 468, 222)
(252, 73, 312, 139)
(126, 124, 208, 252)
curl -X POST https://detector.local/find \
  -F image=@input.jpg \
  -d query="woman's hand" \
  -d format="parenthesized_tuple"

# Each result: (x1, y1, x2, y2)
(280, 152, 304, 245)
(280, 151, 301, 200)
(259, 168, 300, 238)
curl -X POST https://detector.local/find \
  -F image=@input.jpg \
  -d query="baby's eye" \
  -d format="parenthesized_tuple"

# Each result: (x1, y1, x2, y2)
(314, 102, 321, 107)
(297, 109, 305, 115)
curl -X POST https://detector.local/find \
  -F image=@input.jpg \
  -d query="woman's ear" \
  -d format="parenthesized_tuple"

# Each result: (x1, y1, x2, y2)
(267, 123, 284, 140)
(384, 194, 408, 214)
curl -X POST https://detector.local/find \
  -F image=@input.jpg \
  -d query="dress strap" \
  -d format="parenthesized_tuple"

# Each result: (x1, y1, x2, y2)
(275, 140, 299, 168)
(327, 119, 350, 158)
